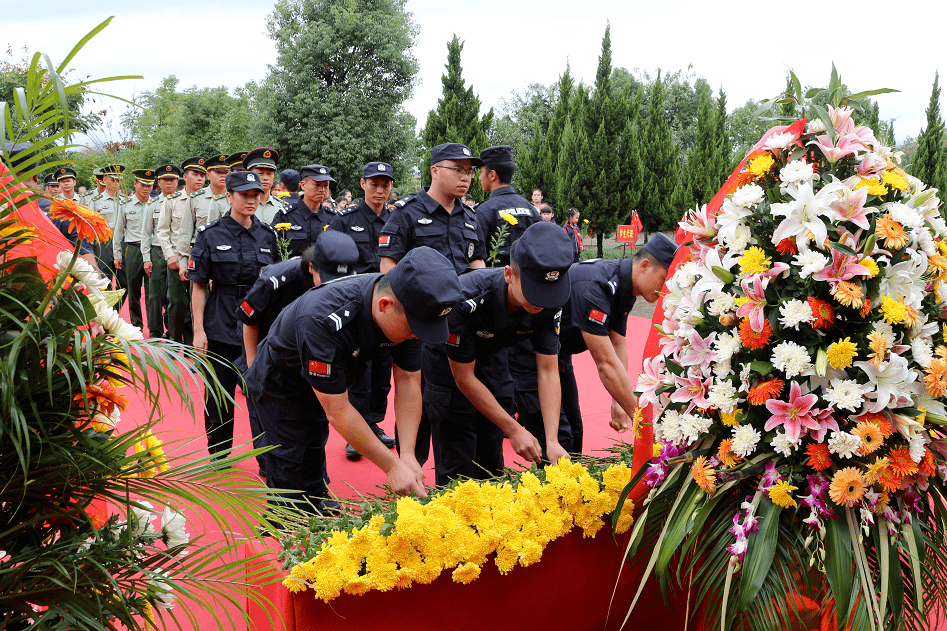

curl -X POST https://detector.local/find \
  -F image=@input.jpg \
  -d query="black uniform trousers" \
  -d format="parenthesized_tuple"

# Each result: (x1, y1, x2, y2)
(123, 242, 146, 329)
(559, 354, 583, 453)
(204, 338, 243, 458)
(425, 350, 511, 487)
(346, 350, 392, 430)
(508, 340, 575, 458)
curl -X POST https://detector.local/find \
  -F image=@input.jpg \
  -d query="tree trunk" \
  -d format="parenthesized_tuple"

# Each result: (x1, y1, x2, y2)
(597, 231, 604, 258)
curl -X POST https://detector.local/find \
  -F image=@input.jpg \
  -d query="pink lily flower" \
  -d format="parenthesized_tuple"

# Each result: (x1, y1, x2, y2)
(808, 132, 866, 163)
(756, 262, 791, 282)
(679, 204, 717, 239)
(855, 154, 886, 181)
(764, 380, 821, 443)
(680, 329, 716, 373)
(637, 355, 668, 410)
(812, 248, 870, 288)
(831, 186, 873, 230)
(806, 408, 840, 443)
(736, 275, 769, 333)
(670, 370, 712, 411)
(829, 105, 855, 135)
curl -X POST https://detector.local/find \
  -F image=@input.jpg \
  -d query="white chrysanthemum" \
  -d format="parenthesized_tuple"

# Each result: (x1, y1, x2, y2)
(779, 299, 815, 330)
(912, 337, 934, 369)
(793, 250, 829, 279)
(55, 250, 110, 292)
(731, 183, 765, 208)
(764, 132, 796, 151)
(729, 224, 752, 253)
(708, 380, 740, 413)
(661, 410, 683, 444)
(713, 331, 742, 361)
(928, 215, 947, 239)
(823, 379, 870, 412)
(731, 424, 761, 458)
(909, 433, 928, 463)
(129, 501, 156, 538)
(771, 341, 811, 378)
(771, 431, 797, 457)
(149, 569, 177, 610)
(93, 300, 144, 342)
(161, 506, 190, 553)
(806, 118, 827, 134)
(917, 229, 937, 257)
(713, 358, 732, 379)
(887, 202, 924, 230)
(739, 363, 753, 391)
(779, 160, 816, 185)
(675, 261, 700, 289)
(708, 293, 736, 317)
(679, 413, 712, 444)
(827, 431, 862, 459)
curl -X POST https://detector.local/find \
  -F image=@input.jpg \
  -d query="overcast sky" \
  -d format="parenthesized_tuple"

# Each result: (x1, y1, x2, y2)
(3, 0, 943, 148)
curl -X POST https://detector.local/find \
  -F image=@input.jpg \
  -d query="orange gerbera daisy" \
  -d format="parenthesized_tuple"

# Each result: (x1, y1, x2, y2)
(920, 448, 937, 477)
(925, 357, 947, 398)
(858, 411, 894, 438)
(739, 317, 773, 350)
(888, 446, 919, 477)
(0, 219, 35, 244)
(631, 407, 645, 439)
(718, 439, 741, 468)
(867, 330, 888, 367)
(864, 457, 890, 485)
(875, 215, 909, 250)
(807, 298, 835, 329)
(929, 254, 947, 277)
(829, 467, 866, 507)
(747, 377, 784, 406)
(48, 197, 112, 243)
(776, 238, 798, 255)
(691, 456, 717, 494)
(859, 297, 872, 318)
(903, 304, 920, 329)
(74, 382, 129, 417)
(852, 421, 884, 455)
(805, 442, 832, 471)
(877, 467, 902, 493)
(831, 281, 864, 308)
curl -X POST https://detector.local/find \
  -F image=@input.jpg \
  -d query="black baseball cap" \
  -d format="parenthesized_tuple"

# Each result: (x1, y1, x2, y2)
(314, 230, 359, 282)
(388, 247, 461, 345)
(479, 145, 514, 166)
(226, 170, 265, 193)
(430, 142, 483, 167)
(362, 161, 394, 180)
(279, 169, 300, 189)
(299, 164, 335, 183)
(512, 221, 574, 309)
(643, 232, 678, 270)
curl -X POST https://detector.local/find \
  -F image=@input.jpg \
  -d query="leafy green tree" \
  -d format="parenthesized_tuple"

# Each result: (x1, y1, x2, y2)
(556, 93, 592, 216)
(262, 0, 420, 192)
(618, 85, 644, 224)
(419, 34, 493, 200)
(538, 64, 574, 211)
(515, 119, 545, 197)
(639, 71, 679, 232)
(728, 98, 774, 166)
(712, 88, 732, 186)
(910, 71, 946, 195)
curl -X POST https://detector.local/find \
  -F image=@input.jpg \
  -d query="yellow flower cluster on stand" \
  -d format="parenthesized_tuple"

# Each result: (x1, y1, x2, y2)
(284, 459, 636, 601)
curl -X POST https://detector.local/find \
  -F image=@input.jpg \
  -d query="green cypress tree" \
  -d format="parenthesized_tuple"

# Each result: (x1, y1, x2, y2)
(419, 34, 493, 200)
(516, 119, 546, 201)
(619, 84, 644, 234)
(540, 64, 574, 211)
(639, 71, 679, 232)
(911, 72, 946, 195)
(868, 101, 881, 139)
(777, 73, 796, 119)
(686, 83, 715, 206)
(556, 89, 593, 219)
(712, 88, 732, 191)
(582, 23, 626, 256)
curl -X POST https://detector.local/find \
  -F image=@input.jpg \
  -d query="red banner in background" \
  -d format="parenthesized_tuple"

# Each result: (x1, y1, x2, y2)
(616, 212, 644, 244)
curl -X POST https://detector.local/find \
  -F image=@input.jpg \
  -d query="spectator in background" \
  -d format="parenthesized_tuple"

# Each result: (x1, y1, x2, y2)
(275, 169, 301, 205)
(540, 206, 554, 222)
(463, 193, 476, 208)
(563, 207, 584, 263)
(531, 188, 548, 211)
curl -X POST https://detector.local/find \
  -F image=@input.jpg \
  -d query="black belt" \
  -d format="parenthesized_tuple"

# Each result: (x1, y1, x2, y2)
(212, 283, 250, 296)
(125, 241, 140, 246)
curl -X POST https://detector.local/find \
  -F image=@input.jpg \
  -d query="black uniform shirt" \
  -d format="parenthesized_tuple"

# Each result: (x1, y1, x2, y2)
(235, 256, 315, 339)
(273, 196, 335, 258)
(245, 274, 422, 411)
(475, 186, 540, 267)
(328, 200, 390, 273)
(378, 187, 486, 274)
(426, 267, 561, 389)
(559, 258, 637, 355)
(188, 214, 278, 346)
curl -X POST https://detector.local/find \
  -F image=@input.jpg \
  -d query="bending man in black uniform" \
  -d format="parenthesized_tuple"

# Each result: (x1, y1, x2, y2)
(425, 222, 575, 485)
(243, 247, 462, 512)
(329, 161, 399, 459)
(188, 170, 278, 458)
(550, 233, 677, 449)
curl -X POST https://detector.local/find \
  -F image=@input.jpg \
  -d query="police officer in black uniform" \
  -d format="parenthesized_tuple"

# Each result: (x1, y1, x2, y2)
(237, 229, 359, 478)
(330, 161, 398, 458)
(243, 247, 462, 513)
(553, 233, 677, 449)
(188, 170, 278, 458)
(274, 164, 336, 258)
(475, 145, 541, 267)
(424, 222, 575, 485)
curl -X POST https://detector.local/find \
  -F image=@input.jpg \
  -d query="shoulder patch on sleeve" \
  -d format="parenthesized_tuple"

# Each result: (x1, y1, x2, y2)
(189, 189, 205, 198)
(168, 191, 182, 199)
(214, 193, 227, 200)
(324, 301, 359, 332)
(394, 195, 415, 209)
(91, 193, 103, 202)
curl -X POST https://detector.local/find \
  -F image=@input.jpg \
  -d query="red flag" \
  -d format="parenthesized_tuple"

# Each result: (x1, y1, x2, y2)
(630, 211, 643, 244)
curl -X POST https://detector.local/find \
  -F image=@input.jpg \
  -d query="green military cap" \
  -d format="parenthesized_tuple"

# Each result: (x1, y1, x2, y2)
(228, 151, 248, 171)
(181, 157, 206, 174)
(101, 164, 125, 177)
(55, 166, 77, 180)
(132, 168, 156, 184)
(92, 167, 104, 183)
(243, 147, 279, 171)
(156, 164, 182, 179)
(205, 154, 231, 171)
(44, 173, 58, 186)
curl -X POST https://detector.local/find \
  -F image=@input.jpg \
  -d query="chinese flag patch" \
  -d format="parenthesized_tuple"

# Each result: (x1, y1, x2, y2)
(240, 300, 254, 317)
(588, 309, 607, 324)
(308, 360, 331, 377)
(378, 235, 390, 247)
(187, 259, 195, 269)
(447, 333, 460, 346)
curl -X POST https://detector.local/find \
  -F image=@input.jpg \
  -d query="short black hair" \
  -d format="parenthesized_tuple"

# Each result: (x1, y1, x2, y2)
(485, 162, 514, 185)
(633, 249, 662, 268)
(567, 207, 580, 220)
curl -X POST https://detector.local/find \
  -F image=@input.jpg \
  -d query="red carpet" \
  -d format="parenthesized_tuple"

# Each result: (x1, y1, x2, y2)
(117, 292, 646, 630)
